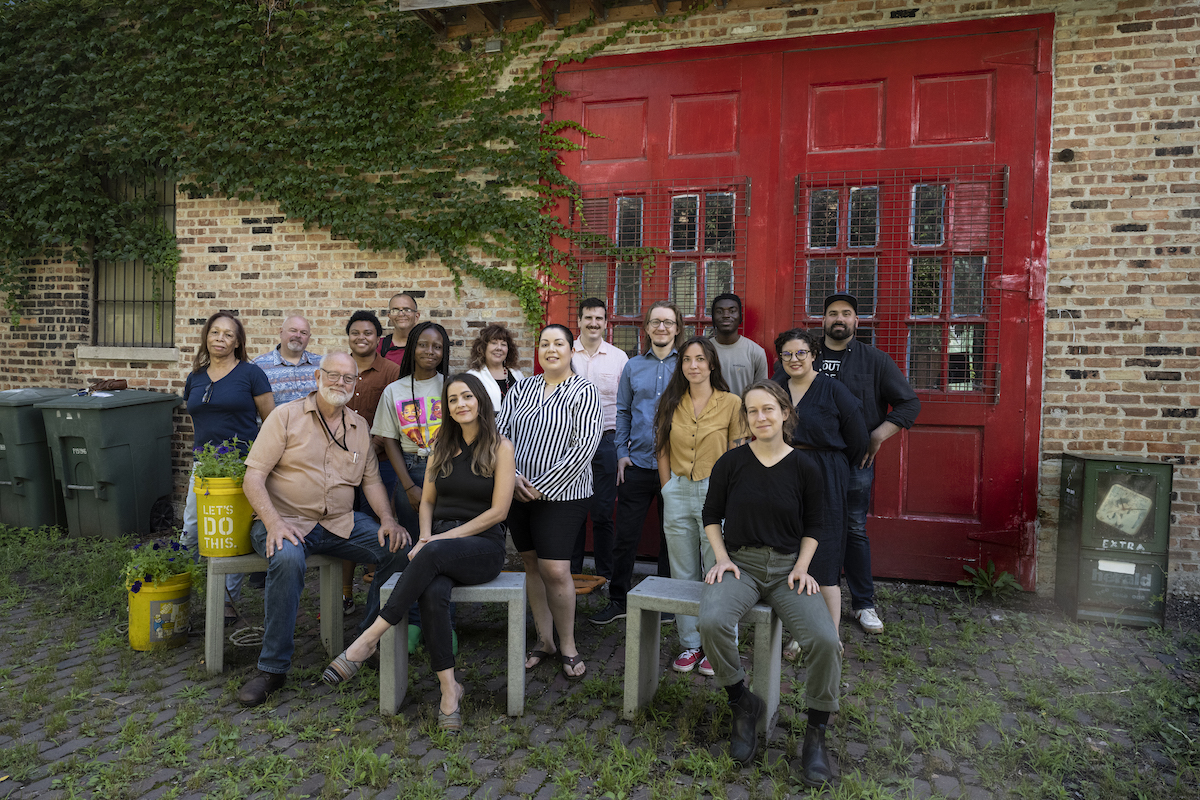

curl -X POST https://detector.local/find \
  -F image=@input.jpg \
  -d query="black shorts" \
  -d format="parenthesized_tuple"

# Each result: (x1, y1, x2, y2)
(506, 497, 590, 561)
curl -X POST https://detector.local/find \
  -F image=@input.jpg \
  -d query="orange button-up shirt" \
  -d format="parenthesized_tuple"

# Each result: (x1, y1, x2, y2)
(245, 393, 380, 539)
(667, 390, 749, 481)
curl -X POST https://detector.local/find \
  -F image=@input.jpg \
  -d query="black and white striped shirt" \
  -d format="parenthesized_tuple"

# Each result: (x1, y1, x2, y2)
(497, 374, 603, 502)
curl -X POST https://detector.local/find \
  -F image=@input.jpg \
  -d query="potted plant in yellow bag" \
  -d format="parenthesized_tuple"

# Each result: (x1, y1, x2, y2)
(194, 437, 255, 557)
(123, 539, 202, 650)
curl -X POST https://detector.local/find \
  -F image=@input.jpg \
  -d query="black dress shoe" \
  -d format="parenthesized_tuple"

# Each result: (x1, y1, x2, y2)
(801, 722, 834, 787)
(238, 671, 286, 707)
(728, 688, 765, 765)
(248, 571, 267, 589)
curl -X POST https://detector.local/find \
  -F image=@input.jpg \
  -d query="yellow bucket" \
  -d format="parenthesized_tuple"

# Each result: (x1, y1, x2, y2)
(128, 572, 192, 650)
(194, 476, 254, 557)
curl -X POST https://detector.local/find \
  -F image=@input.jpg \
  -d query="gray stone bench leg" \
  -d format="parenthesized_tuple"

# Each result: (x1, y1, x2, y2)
(749, 614, 783, 735)
(503, 586, 526, 717)
(316, 557, 343, 658)
(623, 606, 661, 720)
(379, 573, 408, 715)
(205, 564, 228, 674)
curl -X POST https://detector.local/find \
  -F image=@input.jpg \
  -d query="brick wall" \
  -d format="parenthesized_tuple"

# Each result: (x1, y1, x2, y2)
(2, 0, 1197, 597)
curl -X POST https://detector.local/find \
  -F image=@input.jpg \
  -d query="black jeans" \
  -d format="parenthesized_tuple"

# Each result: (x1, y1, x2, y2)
(609, 464, 669, 606)
(377, 527, 505, 672)
(572, 431, 617, 577)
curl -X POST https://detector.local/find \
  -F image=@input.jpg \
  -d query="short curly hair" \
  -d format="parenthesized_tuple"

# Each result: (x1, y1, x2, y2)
(467, 324, 520, 371)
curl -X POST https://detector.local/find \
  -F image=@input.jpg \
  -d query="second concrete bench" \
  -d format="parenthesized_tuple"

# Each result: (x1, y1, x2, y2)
(379, 571, 527, 717)
(623, 575, 783, 735)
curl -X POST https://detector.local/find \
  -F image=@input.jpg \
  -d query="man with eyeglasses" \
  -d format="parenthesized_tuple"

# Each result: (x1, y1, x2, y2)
(709, 293, 769, 399)
(379, 293, 420, 367)
(590, 300, 682, 626)
(817, 293, 920, 635)
(252, 315, 322, 405)
(237, 351, 406, 707)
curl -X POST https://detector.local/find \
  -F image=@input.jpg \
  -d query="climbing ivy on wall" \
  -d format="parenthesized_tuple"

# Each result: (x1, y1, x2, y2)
(0, 0, 690, 326)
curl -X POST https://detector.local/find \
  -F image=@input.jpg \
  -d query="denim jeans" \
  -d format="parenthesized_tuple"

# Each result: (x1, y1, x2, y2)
(698, 546, 841, 713)
(844, 462, 875, 610)
(354, 456, 398, 519)
(180, 462, 245, 602)
(660, 474, 714, 650)
(251, 512, 400, 674)
(572, 431, 617, 578)
(378, 529, 505, 672)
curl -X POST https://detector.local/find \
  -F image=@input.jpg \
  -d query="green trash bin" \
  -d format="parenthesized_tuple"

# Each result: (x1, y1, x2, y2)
(36, 389, 182, 538)
(0, 387, 75, 528)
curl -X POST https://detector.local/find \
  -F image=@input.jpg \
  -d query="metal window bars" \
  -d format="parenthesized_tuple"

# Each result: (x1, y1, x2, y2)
(94, 175, 177, 347)
(567, 177, 750, 356)
(792, 165, 1007, 403)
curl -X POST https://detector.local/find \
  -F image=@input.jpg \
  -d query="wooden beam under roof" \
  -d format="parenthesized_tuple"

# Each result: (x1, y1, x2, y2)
(587, 0, 605, 19)
(414, 8, 447, 35)
(476, 2, 503, 31)
(527, 0, 556, 26)
(650, 0, 665, 14)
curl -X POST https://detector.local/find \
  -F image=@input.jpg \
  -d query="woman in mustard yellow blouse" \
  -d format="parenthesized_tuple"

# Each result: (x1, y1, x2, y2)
(654, 336, 749, 675)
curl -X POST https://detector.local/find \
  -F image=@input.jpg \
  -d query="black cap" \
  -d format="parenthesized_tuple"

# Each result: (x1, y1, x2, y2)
(823, 293, 858, 313)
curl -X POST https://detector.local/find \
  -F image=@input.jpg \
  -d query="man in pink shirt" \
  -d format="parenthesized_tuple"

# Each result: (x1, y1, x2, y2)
(570, 298, 629, 585)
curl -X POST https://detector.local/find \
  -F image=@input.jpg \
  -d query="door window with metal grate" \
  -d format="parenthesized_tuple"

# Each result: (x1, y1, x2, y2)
(94, 176, 176, 347)
(569, 177, 749, 356)
(792, 166, 1006, 402)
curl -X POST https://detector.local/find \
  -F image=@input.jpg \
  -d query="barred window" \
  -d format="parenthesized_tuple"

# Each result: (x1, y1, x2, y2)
(792, 166, 1007, 401)
(569, 178, 749, 355)
(94, 176, 176, 347)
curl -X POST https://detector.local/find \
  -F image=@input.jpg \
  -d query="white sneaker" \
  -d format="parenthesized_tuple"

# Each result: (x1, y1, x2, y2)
(782, 639, 802, 663)
(854, 607, 884, 634)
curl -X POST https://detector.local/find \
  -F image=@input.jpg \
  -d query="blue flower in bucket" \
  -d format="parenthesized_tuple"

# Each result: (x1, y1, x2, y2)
(131, 580, 142, 593)
(145, 573, 154, 583)
(152, 543, 160, 551)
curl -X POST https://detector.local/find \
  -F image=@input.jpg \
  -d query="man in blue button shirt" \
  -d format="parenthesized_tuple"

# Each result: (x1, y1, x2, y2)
(252, 315, 322, 406)
(590, 300, 683, 625)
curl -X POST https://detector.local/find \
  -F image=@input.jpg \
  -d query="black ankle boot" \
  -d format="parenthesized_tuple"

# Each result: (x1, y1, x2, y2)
(801, 722, 833, 787)
(728, 689, 765, 765)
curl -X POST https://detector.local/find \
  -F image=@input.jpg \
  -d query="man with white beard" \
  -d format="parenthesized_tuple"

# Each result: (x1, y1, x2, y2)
(252, 314, 322, 405)
(237, 352, 408, 706)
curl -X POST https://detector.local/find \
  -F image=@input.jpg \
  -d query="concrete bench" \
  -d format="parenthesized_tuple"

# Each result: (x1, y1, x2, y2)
(379, 571, 526, 717)
(623, 575, 782, 735)
(205, 553, 343, 675)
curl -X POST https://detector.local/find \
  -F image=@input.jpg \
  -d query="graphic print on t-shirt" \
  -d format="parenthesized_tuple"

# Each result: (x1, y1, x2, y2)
(396, 396, 442, 448)
(819, 348, 845, 378)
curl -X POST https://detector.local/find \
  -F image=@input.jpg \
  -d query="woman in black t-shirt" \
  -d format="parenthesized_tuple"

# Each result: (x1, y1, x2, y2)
(697, 381, 840, 787)
(323, 373, 515, 735)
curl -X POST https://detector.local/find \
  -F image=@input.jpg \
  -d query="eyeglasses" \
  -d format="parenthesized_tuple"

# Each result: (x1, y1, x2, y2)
(202, 382, 215, 404)
(647, 319, 678, 329)
(320, 369, 357, 385)
(780, 350, 811, 361)
(387, 307, 418, 317)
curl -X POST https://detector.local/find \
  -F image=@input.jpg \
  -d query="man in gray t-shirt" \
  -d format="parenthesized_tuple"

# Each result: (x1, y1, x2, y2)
(708, 293, 768, 398)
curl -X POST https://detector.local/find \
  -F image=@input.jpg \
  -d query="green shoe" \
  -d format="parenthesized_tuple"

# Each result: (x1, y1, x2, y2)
(408, 624, 421, 654)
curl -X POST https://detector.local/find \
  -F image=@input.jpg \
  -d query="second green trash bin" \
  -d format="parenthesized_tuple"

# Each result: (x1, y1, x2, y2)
(37, 389, 182, 539)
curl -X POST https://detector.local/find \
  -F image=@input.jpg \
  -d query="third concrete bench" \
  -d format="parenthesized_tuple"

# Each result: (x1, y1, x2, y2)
(624, 575, 783, 735)
(379, 571, 526, 717)
(205, 553, 343, 675)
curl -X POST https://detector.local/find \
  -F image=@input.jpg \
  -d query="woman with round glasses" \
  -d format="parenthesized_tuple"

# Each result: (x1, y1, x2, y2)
(182, 311, 275, 623)
(772, 329, 868, 634)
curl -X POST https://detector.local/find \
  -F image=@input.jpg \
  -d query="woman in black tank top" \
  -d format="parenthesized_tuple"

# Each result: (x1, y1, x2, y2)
(323, 373, 516, 734)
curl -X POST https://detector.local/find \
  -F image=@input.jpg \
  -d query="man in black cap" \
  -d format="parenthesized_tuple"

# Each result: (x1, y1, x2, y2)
(817, 293, 920, 634)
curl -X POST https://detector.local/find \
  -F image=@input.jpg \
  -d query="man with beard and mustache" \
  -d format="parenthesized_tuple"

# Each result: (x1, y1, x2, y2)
(237, 352, 407, 707)
(252, 315, 322, 405)
(816, 294, 920, 635)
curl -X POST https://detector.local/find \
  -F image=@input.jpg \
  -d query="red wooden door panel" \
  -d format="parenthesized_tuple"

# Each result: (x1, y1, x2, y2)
(551, 17, 1052, 585)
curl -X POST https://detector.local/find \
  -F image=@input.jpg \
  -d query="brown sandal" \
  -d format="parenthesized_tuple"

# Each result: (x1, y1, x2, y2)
(560, 652, 586, 681)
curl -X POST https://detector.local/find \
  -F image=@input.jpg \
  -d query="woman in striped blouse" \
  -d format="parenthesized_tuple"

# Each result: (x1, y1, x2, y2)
(498, 324, 603, 681)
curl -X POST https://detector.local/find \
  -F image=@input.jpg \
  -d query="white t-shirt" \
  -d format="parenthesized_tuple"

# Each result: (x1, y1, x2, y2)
(372, 374, 446, 456)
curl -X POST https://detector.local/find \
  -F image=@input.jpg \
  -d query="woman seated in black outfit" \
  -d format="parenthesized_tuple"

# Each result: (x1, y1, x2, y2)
(323, 373, 515, 734)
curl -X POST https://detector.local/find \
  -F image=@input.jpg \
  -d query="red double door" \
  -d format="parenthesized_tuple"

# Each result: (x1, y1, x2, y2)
(550, 16, 1053, 586)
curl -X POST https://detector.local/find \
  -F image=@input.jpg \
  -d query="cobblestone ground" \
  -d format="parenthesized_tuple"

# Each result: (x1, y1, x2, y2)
(0, 574, 1197, 800)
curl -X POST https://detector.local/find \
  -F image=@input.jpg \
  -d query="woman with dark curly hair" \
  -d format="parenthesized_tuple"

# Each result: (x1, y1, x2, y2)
(465, 323, 523, 409)
(772, 328, 868, 634)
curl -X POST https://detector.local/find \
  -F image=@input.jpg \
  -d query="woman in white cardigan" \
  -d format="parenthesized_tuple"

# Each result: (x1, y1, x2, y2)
(465, 323, 524, 410)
